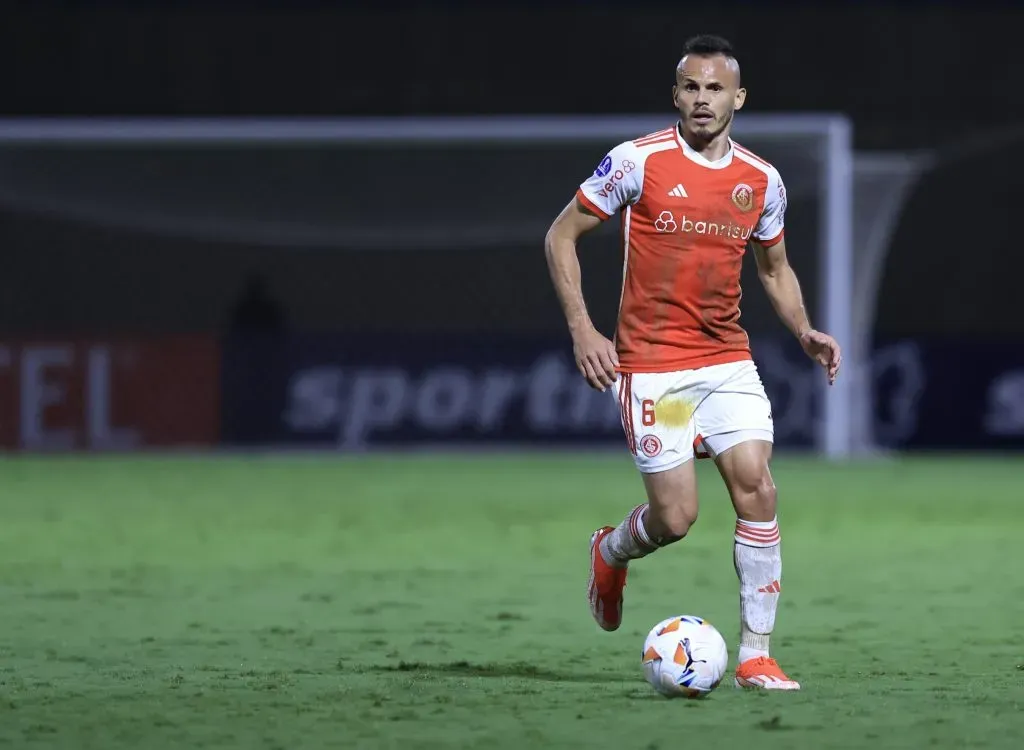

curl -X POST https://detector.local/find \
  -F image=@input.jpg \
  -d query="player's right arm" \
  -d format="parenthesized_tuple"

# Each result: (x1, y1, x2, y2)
(545, 198, 617, 390)
(544, 142, 640, 391)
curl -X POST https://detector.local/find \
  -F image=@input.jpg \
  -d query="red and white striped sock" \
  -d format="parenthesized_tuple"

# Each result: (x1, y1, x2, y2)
(600, 503, 660, 568)
(734, 516, 782, 664)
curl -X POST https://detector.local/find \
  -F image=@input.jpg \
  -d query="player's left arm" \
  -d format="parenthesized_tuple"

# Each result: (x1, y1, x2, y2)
(750, 170, 841, 384)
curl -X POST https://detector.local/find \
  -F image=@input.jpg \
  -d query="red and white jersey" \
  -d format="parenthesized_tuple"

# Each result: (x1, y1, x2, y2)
(576, 123, 787, 373)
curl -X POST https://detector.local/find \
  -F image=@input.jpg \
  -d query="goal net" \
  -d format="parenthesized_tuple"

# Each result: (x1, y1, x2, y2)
(0, 115, 864, 457)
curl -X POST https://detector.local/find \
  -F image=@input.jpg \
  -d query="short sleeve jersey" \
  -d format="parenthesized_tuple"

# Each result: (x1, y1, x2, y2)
(576, 123, 787, 373)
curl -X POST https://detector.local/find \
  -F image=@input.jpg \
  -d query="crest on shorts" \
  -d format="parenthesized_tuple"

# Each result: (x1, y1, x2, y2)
(731, 183, 755, 212)
(639, 435, 662, 458)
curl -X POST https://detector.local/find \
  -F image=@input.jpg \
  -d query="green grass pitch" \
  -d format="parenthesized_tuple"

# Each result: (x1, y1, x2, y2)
(1, 452, 1022, 749)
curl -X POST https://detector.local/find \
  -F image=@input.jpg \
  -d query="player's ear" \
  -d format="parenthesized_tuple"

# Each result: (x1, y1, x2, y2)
(672, 84, 680, 108)
(734, 87, 747, 110)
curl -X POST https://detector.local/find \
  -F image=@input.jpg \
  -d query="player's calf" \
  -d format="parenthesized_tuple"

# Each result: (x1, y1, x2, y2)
(599, 502, 665, 567)
(598, 496, 694, 569)
(589, 464, 700, 631)
(588, 502, 672, 632)
(714, 439, 791, 682)
(642, 501, 696, 545)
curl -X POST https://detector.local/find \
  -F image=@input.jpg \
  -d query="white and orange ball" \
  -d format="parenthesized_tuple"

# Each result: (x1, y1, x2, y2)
(641, 615, 729, 698)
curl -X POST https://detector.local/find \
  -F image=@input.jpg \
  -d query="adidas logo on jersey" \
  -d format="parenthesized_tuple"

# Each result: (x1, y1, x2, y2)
(667, 183, 688, 198)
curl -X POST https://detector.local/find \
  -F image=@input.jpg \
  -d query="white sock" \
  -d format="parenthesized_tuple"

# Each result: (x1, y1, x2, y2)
(734, 516, 782, 664)
(600, 503, 659, 568)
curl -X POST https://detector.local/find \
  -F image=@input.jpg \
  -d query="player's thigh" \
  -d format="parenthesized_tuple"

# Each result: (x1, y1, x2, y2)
(692, 360, 774, 457)
(615, 370, 703, 521)
(640, 458, 699, 529)
(691, 361, 777, 518)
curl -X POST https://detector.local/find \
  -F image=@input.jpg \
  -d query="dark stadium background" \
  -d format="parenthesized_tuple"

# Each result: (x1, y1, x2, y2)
(1, 0, 1021, 452)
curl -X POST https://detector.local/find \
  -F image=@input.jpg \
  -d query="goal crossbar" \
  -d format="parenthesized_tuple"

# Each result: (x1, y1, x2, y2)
(0, 114, 846, 144)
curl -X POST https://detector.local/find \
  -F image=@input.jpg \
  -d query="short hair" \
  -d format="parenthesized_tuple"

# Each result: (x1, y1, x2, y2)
(680, 34, 736, 60)
(678, 34, 740, 84)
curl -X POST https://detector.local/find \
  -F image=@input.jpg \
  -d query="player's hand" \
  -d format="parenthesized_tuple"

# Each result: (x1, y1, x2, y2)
(799, 329, 841, 385)
(572, 327, 619, 391)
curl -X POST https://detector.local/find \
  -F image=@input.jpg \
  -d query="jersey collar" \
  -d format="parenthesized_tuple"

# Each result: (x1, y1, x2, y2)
(675, 121, 734, 169)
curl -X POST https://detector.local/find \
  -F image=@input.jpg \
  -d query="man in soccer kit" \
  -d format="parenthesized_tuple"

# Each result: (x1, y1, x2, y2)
(544, 35, 841, 690)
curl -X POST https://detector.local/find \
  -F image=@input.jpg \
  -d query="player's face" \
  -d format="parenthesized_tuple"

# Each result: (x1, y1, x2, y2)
(672, 54, 746, 141)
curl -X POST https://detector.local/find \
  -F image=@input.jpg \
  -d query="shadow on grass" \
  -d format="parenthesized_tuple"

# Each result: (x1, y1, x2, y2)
(368, 660, 619, 683)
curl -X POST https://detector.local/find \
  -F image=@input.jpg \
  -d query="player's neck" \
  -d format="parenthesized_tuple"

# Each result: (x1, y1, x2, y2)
(677, 123, 732, 162)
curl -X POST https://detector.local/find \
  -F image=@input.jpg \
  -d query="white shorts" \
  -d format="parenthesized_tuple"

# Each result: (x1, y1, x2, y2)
(613, 359, 774, 473)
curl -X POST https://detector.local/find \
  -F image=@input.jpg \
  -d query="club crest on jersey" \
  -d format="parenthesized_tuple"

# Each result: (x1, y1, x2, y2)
(731, 183, 755, 213)
(594, 155, 613, 177)
(639, 434, 662, 457)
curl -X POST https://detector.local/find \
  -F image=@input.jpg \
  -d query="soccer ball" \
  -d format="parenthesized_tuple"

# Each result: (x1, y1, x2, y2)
(641, 615, 729, 698)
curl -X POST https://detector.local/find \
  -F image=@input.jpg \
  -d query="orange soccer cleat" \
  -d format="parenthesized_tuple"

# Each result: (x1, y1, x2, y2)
(734, 656, 801, 690)
(587, 526, 628, 631)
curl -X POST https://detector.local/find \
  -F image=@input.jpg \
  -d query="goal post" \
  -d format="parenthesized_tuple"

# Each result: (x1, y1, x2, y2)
(820, 117, 854, 460)
(0, 114, 855, 458)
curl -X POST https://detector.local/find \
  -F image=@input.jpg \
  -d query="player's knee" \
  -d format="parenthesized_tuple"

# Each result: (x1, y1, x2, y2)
(648, 502, 698, 543)
(732, 468, 776, 521)
(665, 504, 698, 539)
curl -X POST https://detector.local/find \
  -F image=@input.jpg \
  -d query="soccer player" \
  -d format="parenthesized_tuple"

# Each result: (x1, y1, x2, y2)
(543, 34, 841, 691)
